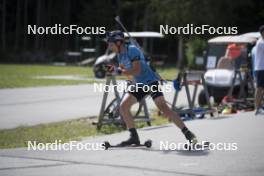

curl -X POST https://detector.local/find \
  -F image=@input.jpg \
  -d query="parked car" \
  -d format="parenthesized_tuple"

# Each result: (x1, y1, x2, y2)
(198, 33, 260, 106)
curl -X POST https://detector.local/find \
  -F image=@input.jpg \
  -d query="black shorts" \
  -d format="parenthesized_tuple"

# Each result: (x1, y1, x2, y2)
(128, 81, 164, 102)
(255, 70, 264, 88)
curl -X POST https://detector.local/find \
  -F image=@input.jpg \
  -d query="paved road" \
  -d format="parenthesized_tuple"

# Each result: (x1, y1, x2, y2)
(0, 112, 263, 176)
(0, 84, 104, 129)
(0, 82, 202, 129)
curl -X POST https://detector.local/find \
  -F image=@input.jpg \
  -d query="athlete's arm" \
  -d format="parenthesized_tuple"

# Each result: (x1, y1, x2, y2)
(122, 60, 141, 76)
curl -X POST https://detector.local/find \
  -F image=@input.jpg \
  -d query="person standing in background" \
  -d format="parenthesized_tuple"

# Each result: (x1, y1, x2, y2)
(254, 25, 264, 115)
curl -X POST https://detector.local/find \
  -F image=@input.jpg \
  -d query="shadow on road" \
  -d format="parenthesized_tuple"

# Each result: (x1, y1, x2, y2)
(105, 146, 210, 156)
(209, 115, 234, 120)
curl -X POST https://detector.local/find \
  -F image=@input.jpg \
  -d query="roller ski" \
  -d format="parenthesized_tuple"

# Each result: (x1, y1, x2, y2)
(103, 140, 152, 150)
(103, 130, 152, 150)
(182, 127, 210, 151)
(183, 140, 210, 151)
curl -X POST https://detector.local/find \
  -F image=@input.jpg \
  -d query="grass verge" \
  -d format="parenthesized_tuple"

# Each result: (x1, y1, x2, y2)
(0, 64, 95, 88)
(0, 112, 169, 149)
(0, 64, 178, 88)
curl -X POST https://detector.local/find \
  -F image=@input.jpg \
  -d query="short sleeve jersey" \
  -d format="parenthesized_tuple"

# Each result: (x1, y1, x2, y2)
(117, 44, 159, 85)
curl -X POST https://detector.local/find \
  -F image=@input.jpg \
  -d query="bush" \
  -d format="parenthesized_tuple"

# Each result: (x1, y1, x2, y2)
(185, 37, 206, 69)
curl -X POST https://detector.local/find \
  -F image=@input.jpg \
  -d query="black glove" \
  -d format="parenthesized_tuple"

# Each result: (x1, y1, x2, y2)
(104, 64, 122, 75)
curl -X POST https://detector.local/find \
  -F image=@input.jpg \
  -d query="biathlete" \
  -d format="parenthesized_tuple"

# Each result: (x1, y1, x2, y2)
(106, 30, 197, 146)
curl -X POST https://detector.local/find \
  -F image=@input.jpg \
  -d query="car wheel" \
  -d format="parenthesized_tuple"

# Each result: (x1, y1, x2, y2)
(198, 90, 207, 106)
(214, 96, 223, 104)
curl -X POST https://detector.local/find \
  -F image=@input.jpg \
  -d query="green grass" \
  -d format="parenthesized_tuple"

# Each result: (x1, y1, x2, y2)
(0, 112, 169, 149)
(0, 64, 95, 88)
(156, 65, 178, 80)
(0, 64, 178, 89)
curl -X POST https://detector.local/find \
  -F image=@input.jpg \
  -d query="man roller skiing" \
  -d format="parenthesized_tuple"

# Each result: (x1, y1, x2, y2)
(106, 30, 197, 146)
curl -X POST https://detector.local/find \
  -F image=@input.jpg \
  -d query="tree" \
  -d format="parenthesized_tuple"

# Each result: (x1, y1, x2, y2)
(1, 0, 6, 51)
(23, 0, 28, 50)
(15, 0, 21, 51)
